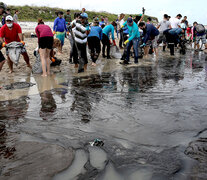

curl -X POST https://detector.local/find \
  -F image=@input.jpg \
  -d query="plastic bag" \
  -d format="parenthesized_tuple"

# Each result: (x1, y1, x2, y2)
(6, 42, 23, 65)
(110, 45, 122, 59)
(32, 50, 43, 74)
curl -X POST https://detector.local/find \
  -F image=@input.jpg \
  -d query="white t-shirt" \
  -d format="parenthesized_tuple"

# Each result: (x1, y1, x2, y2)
(158, 20, 171, 32)
(118, 19, 125, 30)
(170, 17, 181, 28)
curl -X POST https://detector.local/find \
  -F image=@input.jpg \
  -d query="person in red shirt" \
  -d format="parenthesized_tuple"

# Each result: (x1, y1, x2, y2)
(35, 18, 54, 77)
(0, 15, 31, 73)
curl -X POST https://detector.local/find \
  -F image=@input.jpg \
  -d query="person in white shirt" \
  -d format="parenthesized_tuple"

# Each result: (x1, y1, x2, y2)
(170, 14, 182, 28)
(157, 14, 172, 51)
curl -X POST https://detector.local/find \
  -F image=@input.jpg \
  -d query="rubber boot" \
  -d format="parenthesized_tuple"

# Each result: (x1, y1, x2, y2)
(169, 43, 174, 55)
(78, 58, 84, 73)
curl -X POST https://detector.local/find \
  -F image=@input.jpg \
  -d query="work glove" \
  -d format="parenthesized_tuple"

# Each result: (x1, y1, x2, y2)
(124, 40, 129, 45)
(51, 57, 56, 62)
(20, 41, 25, 45)
(2, 42, 6, 48)
(113, 40, 116, 46)
(140, 43, 146, 48)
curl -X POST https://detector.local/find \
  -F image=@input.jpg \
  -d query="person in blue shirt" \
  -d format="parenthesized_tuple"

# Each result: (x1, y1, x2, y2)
(53, 11, 68, 53)
(138, 22, 160, 56)
(164, 28, 184, 55)
(88, 18, 103, 66)
(99, 18, 105, 28)
(121, 18, 140, 64)
(102, 21, 117, 59)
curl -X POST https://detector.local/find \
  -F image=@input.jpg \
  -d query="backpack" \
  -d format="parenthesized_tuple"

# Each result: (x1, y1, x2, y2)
(196, 24, 205, 34)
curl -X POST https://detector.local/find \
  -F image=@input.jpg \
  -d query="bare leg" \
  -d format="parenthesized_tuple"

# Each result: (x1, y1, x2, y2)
(39, 48, 47, 77)
(197, 44, 200, 50)
(0, 60, 5, 71)
(144, 46, 150, 56)
(46, 48, 51, 75)
(154, 47, 158, 56)
(7, 56, 14, 73)
(22, 52, 32, 68)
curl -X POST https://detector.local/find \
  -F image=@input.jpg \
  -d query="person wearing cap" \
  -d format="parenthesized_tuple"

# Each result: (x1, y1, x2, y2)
(138, 22, 160, 56)
(102, 21, 117, 59)
(0, 15, 31, 73)
(121, 17, 140, 64)
(73, 13, 90, 73)
(87, 18, 103, 66)
(53, 11, 68, 53)
(0, 2, 7, 71)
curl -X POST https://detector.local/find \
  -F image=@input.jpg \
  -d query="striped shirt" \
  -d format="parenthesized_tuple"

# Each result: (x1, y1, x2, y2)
(73, 22, 90, 44)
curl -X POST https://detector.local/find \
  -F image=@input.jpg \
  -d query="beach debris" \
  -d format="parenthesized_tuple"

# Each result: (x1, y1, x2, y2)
(89, 139, 104, 147)
(3, 82, 35, 90)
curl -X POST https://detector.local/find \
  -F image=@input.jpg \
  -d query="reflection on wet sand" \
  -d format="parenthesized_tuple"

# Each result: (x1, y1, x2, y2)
(0, 50, 207, 179)
(0, 96, 28, 160)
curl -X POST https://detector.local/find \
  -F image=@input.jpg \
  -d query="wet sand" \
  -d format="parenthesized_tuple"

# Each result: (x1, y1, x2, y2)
(0, 31, 207, 180)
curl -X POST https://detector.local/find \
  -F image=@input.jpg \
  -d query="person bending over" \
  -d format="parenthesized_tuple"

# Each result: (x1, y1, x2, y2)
(0, 15, 31, 73)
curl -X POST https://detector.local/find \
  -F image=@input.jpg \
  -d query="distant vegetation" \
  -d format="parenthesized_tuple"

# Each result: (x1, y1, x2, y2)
(6, 5, 158, 23)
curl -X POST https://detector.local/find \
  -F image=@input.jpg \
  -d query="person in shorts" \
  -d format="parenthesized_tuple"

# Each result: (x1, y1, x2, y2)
(139, 22, 160, 56)
(193, 22, 207, 50)
(0, 15, 31, 73)
(35, 18, 54, 77)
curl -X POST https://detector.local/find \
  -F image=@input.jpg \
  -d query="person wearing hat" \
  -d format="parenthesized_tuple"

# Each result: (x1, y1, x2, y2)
(102, 21, 117, 59)
(0, 15, 31, 73)
(73, 13, 90, 73)
(0, 2, 7, 71)
(53, 11, 68, 53)
(87, 17, 103, 66)
(120, 17, 140, 64)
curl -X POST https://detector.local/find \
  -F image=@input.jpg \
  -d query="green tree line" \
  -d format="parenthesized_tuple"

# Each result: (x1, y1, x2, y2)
(6, 5, 158, 22)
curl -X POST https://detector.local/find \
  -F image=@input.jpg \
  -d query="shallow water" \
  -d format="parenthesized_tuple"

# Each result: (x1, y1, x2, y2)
(0, 50, 207, 179)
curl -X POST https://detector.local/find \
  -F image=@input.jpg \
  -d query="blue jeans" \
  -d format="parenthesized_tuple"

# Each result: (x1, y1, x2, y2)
(126, 37, 139, 63)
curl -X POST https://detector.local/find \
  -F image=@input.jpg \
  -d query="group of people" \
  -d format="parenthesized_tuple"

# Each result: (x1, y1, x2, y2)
(0, 1, 207, 76)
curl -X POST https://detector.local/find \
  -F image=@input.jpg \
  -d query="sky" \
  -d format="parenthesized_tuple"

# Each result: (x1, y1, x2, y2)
(3, 0, 207, 25)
